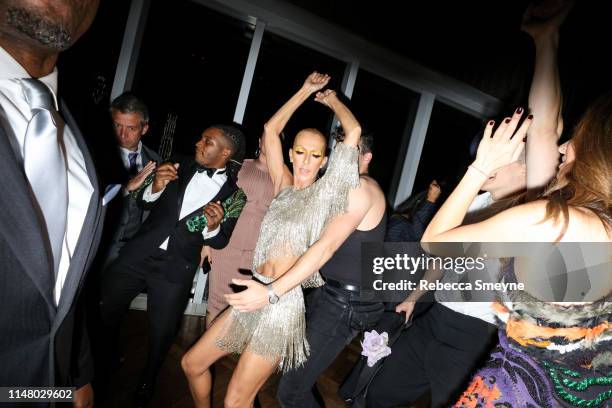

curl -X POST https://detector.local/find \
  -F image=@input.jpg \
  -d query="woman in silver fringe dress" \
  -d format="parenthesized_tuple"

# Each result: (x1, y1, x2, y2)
(181, 72, 363, 407)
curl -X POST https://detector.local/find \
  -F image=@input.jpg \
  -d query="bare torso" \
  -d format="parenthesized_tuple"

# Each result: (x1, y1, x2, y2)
(256, 256, 300, 280)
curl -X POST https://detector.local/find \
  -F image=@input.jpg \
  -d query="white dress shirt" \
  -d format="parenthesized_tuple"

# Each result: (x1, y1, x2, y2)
(438, 192, 499, 325)
(143, 168, 225, 249)
(118, 141, 143, 172)
(0, 46, 94, 305)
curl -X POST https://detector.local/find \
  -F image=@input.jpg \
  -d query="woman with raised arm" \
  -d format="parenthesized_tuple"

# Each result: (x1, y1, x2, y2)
(181, 72, 362, 408)
(418, 96, 610, 407)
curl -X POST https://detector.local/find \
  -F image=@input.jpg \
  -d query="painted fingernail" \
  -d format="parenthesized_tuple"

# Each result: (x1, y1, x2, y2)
(488, 120, 495, 126)
(504, 118, 511, 124)
(527, 114, 533, 120)
(516, 107, 523, 114)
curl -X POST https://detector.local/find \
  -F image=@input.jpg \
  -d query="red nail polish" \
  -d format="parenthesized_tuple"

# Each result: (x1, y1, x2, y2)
(488, 120, 495, 126)
(504, 118, 511, 124)
(516, 107, 523, 114)
(527, 114, 533, 120)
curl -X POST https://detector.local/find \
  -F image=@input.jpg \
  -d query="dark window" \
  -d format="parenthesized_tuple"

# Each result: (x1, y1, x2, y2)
(350, 70, 419, 199)
(413, 102, 484, 197)
(241, 31, 346, 157)
(58, 0, 132, 145)
(133, 1, 252, 156)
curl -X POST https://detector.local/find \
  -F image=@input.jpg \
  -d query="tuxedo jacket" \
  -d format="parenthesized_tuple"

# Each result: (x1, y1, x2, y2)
(0, 102, 103, 388)
(98, 143, 161, 264)
(116, 156, 245, 284)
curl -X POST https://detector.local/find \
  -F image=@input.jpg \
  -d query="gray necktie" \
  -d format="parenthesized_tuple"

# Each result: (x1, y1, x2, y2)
(21, 78, 68, 276)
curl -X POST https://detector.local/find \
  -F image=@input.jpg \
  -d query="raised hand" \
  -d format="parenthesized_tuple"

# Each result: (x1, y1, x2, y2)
(152, 162, 179, 193)
(314, 89, 337, 108)
(302, 71, 331, 94)
(126, 160, 156, 193)
(426, 180, 441, 203)
(521, 0, 573, 40)
(472, 108, 532, 177)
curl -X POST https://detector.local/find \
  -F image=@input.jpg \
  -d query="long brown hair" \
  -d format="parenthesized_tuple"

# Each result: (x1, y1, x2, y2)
(542, 92, 612, 239)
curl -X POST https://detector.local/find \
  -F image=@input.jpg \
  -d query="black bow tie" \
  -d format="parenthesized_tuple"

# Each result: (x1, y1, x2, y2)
(196, 166, 225, 178)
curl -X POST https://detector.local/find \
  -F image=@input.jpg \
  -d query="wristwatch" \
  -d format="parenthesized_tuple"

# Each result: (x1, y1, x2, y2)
(267, 283, 279, 304)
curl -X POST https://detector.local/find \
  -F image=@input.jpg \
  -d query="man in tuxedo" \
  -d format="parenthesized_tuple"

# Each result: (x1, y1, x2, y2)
(100, 125, 246, 406)
(102, 92, 161, 266)
(0, 0, 102, 406)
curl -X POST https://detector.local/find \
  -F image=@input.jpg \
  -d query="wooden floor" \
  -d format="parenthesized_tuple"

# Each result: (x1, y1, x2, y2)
(102, 310, 363, 407)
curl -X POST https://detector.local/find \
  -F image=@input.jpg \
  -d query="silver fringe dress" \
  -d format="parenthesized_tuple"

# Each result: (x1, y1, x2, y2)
(215, 142, 360, 371)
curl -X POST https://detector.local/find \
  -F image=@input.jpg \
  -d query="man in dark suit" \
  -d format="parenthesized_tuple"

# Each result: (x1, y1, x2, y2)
(100, 125, 247, 406)
(102, 92, 161, 266)
(0, 0, 102, 406)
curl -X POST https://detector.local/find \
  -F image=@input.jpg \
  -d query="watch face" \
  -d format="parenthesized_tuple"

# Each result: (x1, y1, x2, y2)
(267, 284, 279, 304)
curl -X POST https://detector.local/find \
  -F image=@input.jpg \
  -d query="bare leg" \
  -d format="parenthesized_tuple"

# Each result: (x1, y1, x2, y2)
(205, 304, 228, 328)
(182, 308, 232, 408)
(224, 347, 280, 408)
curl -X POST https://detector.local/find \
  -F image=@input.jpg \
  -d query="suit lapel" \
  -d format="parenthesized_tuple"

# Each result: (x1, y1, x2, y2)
(0, 122, 56, 312)
(211, 178, 234, 204)
(53, 102, 102, 327)
(141, 144, 160, 164)
(140, 147, 151, 165)
(177, 162, 197, 219)
(178, 178, 235, 222)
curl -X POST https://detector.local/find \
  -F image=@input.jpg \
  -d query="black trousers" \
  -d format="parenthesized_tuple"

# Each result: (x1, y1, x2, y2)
(366, 303, 497, 408)
(277, 285, 384, 408)
(99, 250, 194, 385)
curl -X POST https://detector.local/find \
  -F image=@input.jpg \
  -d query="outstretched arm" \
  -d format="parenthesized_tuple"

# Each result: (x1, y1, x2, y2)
(263, 72, 330, 195)
(225, 183, 372, 312)
(419, 111, 569, 243)
(396, 180, 441, 242)
(522, 0, 573, 190)
(422, 110, 531, 243)
(314, 90, 361, 147)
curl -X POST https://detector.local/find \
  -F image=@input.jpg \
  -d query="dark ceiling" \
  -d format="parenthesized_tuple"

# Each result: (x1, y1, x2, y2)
(282, 0, 612, 122)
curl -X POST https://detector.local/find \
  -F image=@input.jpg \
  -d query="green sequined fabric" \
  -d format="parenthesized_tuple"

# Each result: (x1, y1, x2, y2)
(129, 172, 155, 199)
(185, 189, 247, 232)
(542, 361, 612, 407)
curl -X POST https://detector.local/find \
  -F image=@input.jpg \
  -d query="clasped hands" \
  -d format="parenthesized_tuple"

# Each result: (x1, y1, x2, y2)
(302, 71, 341, 108)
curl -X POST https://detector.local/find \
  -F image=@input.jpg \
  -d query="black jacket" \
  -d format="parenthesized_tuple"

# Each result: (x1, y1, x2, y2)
(0, 102, 103, 389)
(117, 156, 245, 283)
(386, 200, 437, 242)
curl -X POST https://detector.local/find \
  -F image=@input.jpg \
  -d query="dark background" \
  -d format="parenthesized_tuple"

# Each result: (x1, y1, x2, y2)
(58, 0, 612, 201)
